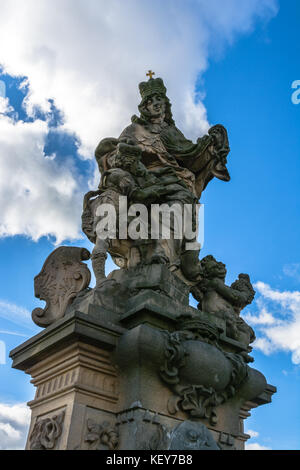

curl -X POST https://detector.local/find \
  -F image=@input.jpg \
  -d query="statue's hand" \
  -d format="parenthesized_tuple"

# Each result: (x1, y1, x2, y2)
(117, 141, 142, 157)
(118, 137, 139, 147)
(200, 278, 214, 290)
(130, 187, 161, 204)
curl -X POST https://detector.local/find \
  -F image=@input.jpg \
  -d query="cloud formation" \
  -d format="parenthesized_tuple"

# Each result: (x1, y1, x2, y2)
(0, 402, 30, 450)
(0, 102, 83, 243)
(283, 263, 300, 283)
(0, 0, 278, 241)
(245, 442, 272, 450)
(244, 428, 272, 450)
(0, 299, 36, 332)
(244, 282, 300, 364)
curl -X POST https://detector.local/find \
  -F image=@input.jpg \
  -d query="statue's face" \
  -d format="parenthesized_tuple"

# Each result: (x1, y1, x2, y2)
(145, 94, 166, 118)
(204, 258, 227, 279)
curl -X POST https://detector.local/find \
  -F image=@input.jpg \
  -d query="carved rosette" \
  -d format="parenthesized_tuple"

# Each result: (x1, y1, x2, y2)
(85, 419, 119, 450)
(32, 246, 91, 327)
(160, 319, 249, 425)
(29, 411, 65, 450)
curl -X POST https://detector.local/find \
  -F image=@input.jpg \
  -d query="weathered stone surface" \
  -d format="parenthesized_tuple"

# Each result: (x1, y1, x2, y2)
(115, 320, 268, 428)
(192, 255, 256, 353)
(84, 419, 119, 450)
(32, 246, 91, 327)
(29, 410, 65, 450)
(168, 421, 220, 450)
(83, 76, 231, 287)
(10, 310, 125, 371)
(10, 74, 276, 450)
(11, 298, 276, 450)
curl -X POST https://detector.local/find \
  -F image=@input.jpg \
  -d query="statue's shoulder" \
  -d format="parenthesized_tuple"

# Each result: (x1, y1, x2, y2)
(119, 116, 149, 142)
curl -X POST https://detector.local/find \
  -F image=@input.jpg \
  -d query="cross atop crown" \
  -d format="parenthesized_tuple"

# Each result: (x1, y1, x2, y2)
(146, 70, 155, 80)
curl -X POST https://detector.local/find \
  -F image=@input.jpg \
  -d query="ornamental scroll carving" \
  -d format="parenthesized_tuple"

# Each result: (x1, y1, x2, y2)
(160, 319, 249, 426)
(29, 411, 65, 450)
(32, 246, 91, 327)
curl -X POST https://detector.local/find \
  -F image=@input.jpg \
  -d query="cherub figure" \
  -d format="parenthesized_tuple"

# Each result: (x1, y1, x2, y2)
(193, 255, 255, 348)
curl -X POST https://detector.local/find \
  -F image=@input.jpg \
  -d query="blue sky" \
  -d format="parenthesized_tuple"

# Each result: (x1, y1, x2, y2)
(0, 0, 299, 450)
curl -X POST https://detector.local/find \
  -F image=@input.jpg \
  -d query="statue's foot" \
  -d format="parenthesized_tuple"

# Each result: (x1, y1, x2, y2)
(190, 284, 204, 308)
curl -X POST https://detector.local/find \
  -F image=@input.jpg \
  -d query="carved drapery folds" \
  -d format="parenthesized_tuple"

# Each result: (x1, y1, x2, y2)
(29, 411, 65, 450)
(32, 246, 91, 327)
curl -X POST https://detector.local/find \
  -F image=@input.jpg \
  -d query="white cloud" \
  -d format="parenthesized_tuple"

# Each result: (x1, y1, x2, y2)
(0, 300, 35, 331)
(283, 263, 300, 282)
(246, 429, 259, 439)
(0, 0, 278, 241)
(0, 112, 83, 243)
(0, 329, 29, 338)
(244, 305, 278, 326)
(246, 282, 300, 364)
(0, 80, 6, 98)
(0, 97, 12, 114)
(255, 282, 300, 308)
(245, 443, 272, 450)
(244, 429, 272, 450)
(0, 402, 30, 450)
(0, 0, 277, 151)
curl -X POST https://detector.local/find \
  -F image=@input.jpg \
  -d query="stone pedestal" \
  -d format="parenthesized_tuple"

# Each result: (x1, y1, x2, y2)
(10, 286, 276, 451)
(9, 74, 277, 451)
(10, 311, 124, 450)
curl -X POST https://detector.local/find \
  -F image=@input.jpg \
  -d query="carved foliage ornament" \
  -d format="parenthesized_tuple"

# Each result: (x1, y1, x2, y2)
(32, 246, 91, 327)
(85, 419, 119, 450)
(29, 411, 65, 450)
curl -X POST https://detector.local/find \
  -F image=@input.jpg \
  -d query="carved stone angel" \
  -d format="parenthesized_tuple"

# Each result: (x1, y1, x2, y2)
(193, 255, 256, 349)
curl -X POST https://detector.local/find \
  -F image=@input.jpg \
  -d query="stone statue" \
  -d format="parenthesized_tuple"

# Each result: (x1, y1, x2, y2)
(193, 255, 256, 349)
(82, 76, 231, 288)
(16, 72, 276, 452)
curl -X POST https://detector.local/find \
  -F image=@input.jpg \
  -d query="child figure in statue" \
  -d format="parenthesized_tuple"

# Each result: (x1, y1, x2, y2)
(194, 255, 256, 350)
(82, 141, 196, 286)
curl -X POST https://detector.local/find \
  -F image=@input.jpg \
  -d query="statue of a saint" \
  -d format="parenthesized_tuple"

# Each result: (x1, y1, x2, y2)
(82, 76, 231, 288)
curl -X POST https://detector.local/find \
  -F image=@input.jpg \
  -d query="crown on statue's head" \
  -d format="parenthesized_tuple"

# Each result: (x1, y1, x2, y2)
(138, 77, 167, 104)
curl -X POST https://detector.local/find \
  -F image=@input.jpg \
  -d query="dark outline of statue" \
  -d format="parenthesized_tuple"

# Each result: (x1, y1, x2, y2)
(82, 75, 231, 290)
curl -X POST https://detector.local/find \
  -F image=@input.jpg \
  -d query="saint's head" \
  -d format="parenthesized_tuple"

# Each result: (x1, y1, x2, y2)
(138, 77, 174, 125)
